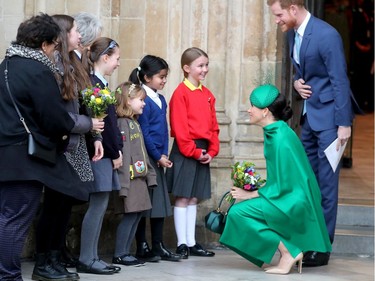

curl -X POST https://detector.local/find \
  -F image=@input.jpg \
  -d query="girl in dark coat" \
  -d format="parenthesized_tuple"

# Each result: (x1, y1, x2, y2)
(77, 37, 123, 275)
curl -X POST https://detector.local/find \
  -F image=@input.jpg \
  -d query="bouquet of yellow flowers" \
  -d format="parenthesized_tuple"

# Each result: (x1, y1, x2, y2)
(81, 84, 116, 119)
(226, 161, 266, 203)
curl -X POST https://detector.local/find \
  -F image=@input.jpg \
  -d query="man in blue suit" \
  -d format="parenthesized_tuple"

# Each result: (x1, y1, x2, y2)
(267, 0, 355, 267)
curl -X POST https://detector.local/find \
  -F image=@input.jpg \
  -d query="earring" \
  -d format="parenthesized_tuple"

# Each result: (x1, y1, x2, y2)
(263, 114, 266, 118)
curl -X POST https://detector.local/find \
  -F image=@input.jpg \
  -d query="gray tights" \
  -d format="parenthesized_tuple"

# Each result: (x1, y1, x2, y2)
(79, 192, 109, 264)
(114, 212, 142, 257)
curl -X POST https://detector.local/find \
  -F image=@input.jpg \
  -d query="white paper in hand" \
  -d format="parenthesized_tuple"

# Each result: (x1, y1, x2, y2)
(324, 138, 347, 172)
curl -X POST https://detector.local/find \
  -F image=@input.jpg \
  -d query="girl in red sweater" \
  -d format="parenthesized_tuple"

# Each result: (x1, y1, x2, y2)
(166, 47, 220, 258)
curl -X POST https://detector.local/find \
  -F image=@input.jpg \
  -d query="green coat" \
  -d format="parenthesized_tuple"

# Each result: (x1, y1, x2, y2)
(220, 121, 331, 267)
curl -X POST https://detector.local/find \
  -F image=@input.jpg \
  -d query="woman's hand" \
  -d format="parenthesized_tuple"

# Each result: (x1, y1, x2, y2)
(92, 140, 104, 161)
(230, 187, 258, 200)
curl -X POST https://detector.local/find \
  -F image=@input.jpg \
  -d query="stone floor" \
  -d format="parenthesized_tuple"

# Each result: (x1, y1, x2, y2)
(20, 112, 375, 281)
(21, 250, 374, 281)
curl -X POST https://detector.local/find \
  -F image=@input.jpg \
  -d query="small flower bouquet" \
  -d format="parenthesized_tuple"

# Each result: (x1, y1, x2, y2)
(226, 161, 266, 203)
(81, 84, 116, 119)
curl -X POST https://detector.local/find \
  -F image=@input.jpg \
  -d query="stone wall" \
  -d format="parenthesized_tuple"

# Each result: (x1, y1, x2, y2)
(0, 0, 284, 257)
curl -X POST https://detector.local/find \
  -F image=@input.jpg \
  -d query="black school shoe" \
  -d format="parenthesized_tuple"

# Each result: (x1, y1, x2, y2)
(136, 241, 161, 262)
(112, 254, 145, 267)
(60, 245, 78, 268)
(76, 259, 116, 275)
(97, 259, 121, 273)
(176, 244, 189, 259)
(189, 243, 215, 257)
(152, 242, 181, 262)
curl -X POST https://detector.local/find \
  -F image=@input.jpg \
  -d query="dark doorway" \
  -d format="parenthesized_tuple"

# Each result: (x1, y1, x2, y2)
(325, 0, 374, 112)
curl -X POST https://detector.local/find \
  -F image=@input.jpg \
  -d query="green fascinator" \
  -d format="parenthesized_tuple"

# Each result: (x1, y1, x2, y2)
(249, 84, 279, 109)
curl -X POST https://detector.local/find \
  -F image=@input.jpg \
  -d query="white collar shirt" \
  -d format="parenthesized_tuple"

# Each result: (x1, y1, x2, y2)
(294, 12, 311, 64)
(143, 84, 162, 109)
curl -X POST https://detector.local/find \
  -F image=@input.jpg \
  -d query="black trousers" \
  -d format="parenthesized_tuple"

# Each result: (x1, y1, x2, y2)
(0, 181, 43, 281)
(35, 187, 74, 253)
(136, 217, 164, 244)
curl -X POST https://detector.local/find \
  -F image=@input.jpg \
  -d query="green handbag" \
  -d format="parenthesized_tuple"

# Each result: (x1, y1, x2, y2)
(204, 191, 234, 234)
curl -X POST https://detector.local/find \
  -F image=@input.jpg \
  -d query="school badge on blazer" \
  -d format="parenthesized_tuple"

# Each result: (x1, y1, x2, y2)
(135, 160, 145, 174)
(129, 159, 147, 179)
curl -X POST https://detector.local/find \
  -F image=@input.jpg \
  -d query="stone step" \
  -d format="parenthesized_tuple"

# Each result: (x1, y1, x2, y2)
(336, 204, 374, 226)
(333, 204, 374, 255)
(333, 224, 374, 255)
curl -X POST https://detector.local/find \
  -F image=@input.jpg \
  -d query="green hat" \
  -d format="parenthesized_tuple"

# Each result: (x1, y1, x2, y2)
(249, 84, 279, 108)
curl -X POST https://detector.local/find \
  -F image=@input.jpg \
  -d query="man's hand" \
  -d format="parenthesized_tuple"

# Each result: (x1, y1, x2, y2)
(294, 79, 312, 100)
(337, 126, 351, 150)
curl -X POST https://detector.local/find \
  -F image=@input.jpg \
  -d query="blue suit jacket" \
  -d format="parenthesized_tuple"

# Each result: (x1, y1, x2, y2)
(288, 16, 355, 131)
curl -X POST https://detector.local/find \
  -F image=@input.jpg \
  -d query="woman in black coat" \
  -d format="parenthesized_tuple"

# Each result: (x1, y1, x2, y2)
(0, 14, 87, 281)
(31, 14, 106, 281)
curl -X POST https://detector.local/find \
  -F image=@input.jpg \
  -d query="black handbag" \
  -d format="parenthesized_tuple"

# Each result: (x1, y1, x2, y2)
(27, 133, 56, 164)
(4, 59, 57, 164)
(205, 191, 234, 234)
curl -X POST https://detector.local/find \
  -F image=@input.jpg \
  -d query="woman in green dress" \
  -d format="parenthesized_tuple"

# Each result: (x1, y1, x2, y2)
(219, 84, 331, 275)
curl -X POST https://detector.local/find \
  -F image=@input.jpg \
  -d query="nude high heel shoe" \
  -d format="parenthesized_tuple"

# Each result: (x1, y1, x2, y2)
(263, 265, 277, 271)
(265, 252, 303, 275)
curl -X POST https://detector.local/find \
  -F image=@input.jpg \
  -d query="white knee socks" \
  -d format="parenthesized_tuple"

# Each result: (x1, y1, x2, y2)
(186, 205, 197, 247)
(174, 206, 187, 246)
(174, 205, 197, 247)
